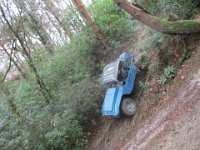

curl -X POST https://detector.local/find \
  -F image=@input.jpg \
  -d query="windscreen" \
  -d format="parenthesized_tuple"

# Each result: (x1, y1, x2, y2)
(101, 60, 119, 85)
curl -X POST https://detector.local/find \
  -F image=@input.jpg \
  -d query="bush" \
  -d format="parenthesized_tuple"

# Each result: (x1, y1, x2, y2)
(44, 111, 87, 150)
(0, 26, 105, 149)
(135, 0, 200, 19)
(0, 0, 137, 149)
(139, 81, 149, 90)
(134, 25, 164, 73)
(0, 104, 88, 150)
(90, 0, 135, 41)
(158, 65, 176, 84)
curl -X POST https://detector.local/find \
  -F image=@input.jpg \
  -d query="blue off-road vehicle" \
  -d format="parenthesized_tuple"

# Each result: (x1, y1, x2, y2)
(101, 52, 137, 116)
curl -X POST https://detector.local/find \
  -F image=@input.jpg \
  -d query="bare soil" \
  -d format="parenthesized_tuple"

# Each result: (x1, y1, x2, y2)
(89, 35, 200, 150)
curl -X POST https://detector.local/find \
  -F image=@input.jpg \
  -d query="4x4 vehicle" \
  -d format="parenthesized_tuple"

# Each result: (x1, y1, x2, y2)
(101, 52, 137, 116)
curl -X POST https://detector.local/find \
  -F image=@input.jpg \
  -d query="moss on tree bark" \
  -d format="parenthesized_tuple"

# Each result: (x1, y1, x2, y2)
(115, 0, 200, 34)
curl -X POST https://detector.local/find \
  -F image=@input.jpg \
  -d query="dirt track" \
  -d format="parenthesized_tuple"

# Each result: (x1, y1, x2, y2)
(121, 67, 200, 150)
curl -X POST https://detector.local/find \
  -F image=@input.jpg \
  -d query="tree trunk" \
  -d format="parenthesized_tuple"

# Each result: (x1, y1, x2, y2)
(72, 0, 110, 48)
(0, 81, 22, 118)
(67, 1, 85, 33)
(27, 55, 52, 104)
(1, 45, 26, 78)
(44, 10, 66, 43)
(13, 53, 24, 67)
(43, 0, 73, 39)
(13, 0, 54, 54)
(28, 13, 54, 54)
(0, 5, 52, 104)
(114, 0, 200, 34)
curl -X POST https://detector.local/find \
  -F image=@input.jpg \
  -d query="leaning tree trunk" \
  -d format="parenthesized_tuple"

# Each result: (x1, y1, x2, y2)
(1, 45, 26, 78)
(13, 54, 24, 68)
(114, 0, 200, 34)
(0, 81, 23, 119)
(44, 10, 66, 43)
(28, 13, 54, 54)
(72, 0, 110, 49)
(13, 0, 54, 54)
(43, 0, 73, 39)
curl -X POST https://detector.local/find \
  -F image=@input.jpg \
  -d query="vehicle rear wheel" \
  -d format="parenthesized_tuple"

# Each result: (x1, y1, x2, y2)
(121, 98, 137, 116)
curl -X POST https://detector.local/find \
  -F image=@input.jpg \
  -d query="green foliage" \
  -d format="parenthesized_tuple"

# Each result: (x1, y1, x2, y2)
(149, 61, 160, 73)
(158, 65, 176, 84)
(3, 0, 197, 148)
(157, 75, 168, 85)
(44, 111, 87, 150)
(64, 5, 84, 34)
(135, 29, 164, 52)
(0, 26, 104, 149)
(135, 0, 200, 19)
(139, 81, 149, 90)
(134, 25, 164, 72)
(0, 108, 88, 150)
(98, 61, 107, 71)
(164, 65, 176, 78)
(90, 0, 135, 42)
(137, 54, 151, 69)
(7, 4, 136, 150)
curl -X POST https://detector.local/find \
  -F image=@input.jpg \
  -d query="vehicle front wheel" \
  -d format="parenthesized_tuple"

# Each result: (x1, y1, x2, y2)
(121, 98, 137, 116)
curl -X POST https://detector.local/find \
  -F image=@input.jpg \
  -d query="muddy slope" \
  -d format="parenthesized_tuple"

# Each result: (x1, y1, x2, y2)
(121, 62, 200, 150)
(90, 44, 200, 150)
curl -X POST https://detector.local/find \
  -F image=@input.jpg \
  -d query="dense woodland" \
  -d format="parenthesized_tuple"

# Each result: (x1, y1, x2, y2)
(0, 0, 200, 149)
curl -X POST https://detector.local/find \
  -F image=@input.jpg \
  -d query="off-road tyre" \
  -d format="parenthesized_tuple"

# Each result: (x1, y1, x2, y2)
(121, 98, 137, 116)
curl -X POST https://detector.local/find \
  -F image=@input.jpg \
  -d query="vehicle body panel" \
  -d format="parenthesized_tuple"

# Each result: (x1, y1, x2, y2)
(102, 64, 137, 116)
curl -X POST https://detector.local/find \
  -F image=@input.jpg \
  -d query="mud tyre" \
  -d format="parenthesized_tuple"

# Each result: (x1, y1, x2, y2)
(121, 98, 137, 116)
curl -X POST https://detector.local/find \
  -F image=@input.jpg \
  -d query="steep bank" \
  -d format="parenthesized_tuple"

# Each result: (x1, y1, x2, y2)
(89, 34, 200, 150)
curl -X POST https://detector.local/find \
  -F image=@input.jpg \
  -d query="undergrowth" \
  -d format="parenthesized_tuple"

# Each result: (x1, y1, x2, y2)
(0, 1, 134, 150)
(90, 0, 135, 46)
(158, 65, 177, 84)
(134, 0, 200, 19)
(1, 0, 199, 149)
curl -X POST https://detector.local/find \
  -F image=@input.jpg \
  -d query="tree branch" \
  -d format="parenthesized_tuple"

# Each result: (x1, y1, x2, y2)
(115, 0, 200, 34)
(2, 45, 13, 82)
